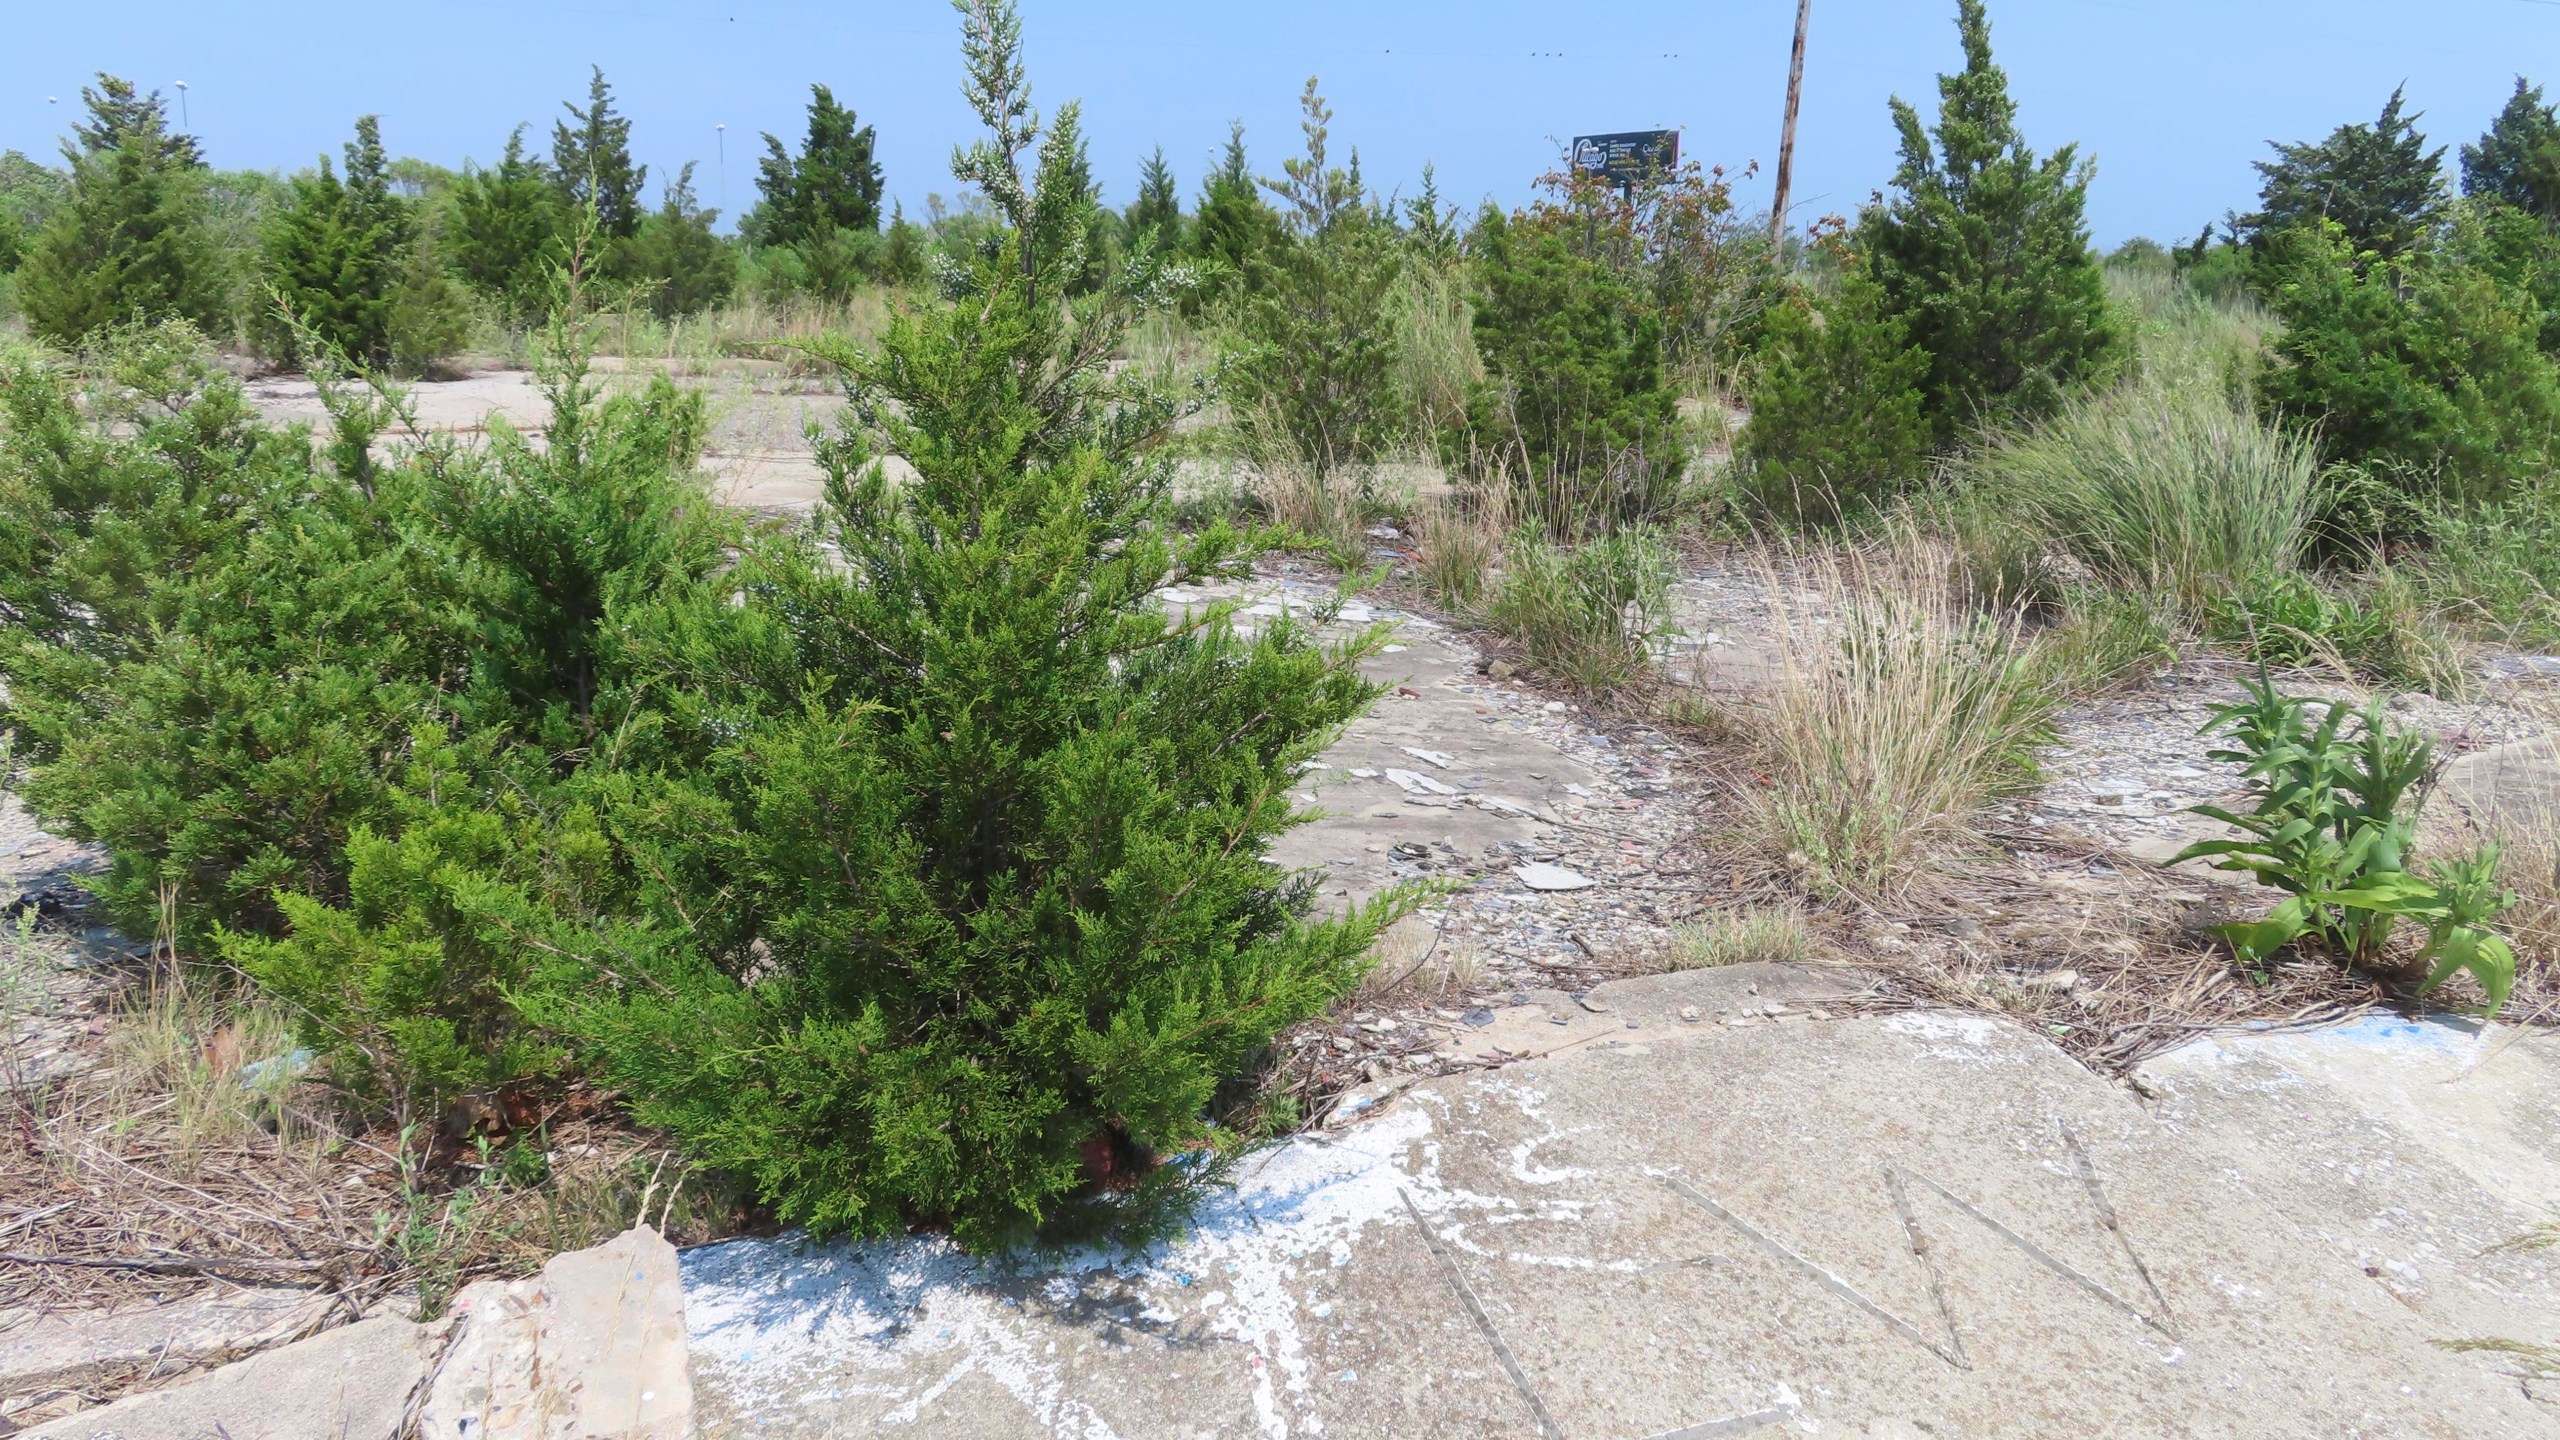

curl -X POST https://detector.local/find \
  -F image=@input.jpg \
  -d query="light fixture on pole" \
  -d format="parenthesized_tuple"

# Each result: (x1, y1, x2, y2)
(715, 123, 726, 214)
(174, 80, 190, 130)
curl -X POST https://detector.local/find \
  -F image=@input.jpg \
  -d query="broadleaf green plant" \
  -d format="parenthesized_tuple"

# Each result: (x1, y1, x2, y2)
(2172, 674, 2516, 1012)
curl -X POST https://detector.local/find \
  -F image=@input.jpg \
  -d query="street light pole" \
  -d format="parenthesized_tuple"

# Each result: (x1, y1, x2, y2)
(715, 123, 726, 215)
(174, 80, 190, 131)
(1769, 0, 1810, 255)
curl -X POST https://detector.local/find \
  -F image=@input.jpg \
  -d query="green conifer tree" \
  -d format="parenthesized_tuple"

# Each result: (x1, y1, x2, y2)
(1224, 80, 1403, 476)
(1125, 145, 1183, 254)
(450, 125, 565, 321)
(2463, 77, 2560, 221)
(549, 0, 1403, 1250)
(622, 163, 736, 318)
(261, 114, 412, 367)
(2241, 86, 2448, 261)
(1402, 162, 1459, 263)
(1738, 275, 1934, 526)
(1027, 101, 1111, 296)
(1189, 121, 1283, 301)
(552, 67, 647, 239)
(749, 84, 884, 249)
(879, 199, 927, 284)
(1465, 203, 1680, 527)
(16, 75, 225, 344)
(1858, 0, 2119, 443)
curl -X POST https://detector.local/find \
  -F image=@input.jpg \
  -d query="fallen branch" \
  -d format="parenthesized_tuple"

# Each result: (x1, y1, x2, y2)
(0, 1250, 340, 1279)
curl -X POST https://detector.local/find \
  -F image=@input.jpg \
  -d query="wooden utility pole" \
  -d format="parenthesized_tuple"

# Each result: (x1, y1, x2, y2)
(1769, 0, 1812, 254)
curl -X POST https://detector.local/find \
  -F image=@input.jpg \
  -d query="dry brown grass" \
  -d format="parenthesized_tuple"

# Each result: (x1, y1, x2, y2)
(1, 944, 745, 1322)
(1713, 528, 2056, 903)
(1822, 843, 2392, 1071)
(1407, 486, 1511, 613)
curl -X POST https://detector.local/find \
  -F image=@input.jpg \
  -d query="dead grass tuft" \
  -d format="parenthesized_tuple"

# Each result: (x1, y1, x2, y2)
(1, 942, 746, 1321)
(1718, 528, 2056, 902)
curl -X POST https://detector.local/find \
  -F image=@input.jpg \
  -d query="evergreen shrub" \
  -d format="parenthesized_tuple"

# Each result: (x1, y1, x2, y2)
(2258, 214, 2560, 533)
(17, 77, 227, 345)
(1736, 276, 1933, 527)
(545, 6, 1407, 1247)
(1465, 200, 1681, 531)
(1858, 0, 2121, 443)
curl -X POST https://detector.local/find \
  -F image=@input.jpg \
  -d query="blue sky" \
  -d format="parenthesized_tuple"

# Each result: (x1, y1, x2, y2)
(0, 1, 2552, 244)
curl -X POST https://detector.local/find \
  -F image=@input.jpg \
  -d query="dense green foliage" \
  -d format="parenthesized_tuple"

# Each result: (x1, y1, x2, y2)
(1188, 123, 1284, 307)
(1857, 0, 2120, 444)
(552, 68, 647, 240)
(748, 84, 884, 249)
(448, 128, 564, 322)
(260, 116, 412, 367)
(1125, 146, 1183, 255)
(1220, 82, 1403, 477)
(544, 16, 1401, 1246)
(1736, 275, 1933, 526)
(1465, 198, 1680, 527)
(2240, 88, 2448, 263)
(0, 311, 735, 1104)
(2257, 213, 2560, 526)
(619, 165, 736, 319)
(17, 77, 226, 345)
(2460, 77, 2559, 220)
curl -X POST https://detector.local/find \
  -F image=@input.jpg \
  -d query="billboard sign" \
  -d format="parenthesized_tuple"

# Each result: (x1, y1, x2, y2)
(1570, 129, 1681, 185)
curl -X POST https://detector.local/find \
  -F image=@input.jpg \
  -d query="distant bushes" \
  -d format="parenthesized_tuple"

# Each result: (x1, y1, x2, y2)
(2257, 211, 2560, 535)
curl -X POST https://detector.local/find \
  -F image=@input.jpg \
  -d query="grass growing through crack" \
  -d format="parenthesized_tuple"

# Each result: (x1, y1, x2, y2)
(1667, 908, 1813, 970)
(1735, 531, 2057, 901)
(1485, 524, 1672, 696)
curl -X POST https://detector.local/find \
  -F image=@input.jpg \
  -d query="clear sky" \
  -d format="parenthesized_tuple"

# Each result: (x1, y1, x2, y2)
(0, 0, 2552, 245)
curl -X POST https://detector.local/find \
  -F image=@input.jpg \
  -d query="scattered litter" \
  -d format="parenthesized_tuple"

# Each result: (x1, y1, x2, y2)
(1349, 768, 1380, 779)
(1462, 1007, 1495, 1027)
(1514, 863, 1596, 892)
(1399, 747, 1454, 769)
(239, 1049, 314, 1086)
(1385, 768, 1460, 797)
(1382, 644, 1409, 654)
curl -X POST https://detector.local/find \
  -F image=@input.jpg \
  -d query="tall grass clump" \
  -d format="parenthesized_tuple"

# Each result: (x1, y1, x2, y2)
(1408, 485, 1510, 612)
(1485, 524, 1670, 696)
(1739, 534, 2056, 899)
(1388, 260, 1483, 440)
(1967, 377, 2319, 619)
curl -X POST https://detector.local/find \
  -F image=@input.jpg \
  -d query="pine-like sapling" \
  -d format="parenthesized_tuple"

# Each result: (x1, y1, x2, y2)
(553, 1, 1408, 1250)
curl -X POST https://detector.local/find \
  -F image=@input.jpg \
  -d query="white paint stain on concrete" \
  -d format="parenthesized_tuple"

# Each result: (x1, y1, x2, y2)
(683, 1091, 1593, 1440)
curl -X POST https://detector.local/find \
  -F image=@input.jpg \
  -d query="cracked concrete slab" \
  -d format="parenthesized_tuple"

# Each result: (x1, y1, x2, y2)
(0, 1286, 334, 1409)
(678, 966, 2559, 1439)
(21, 1314, 441, 1440)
